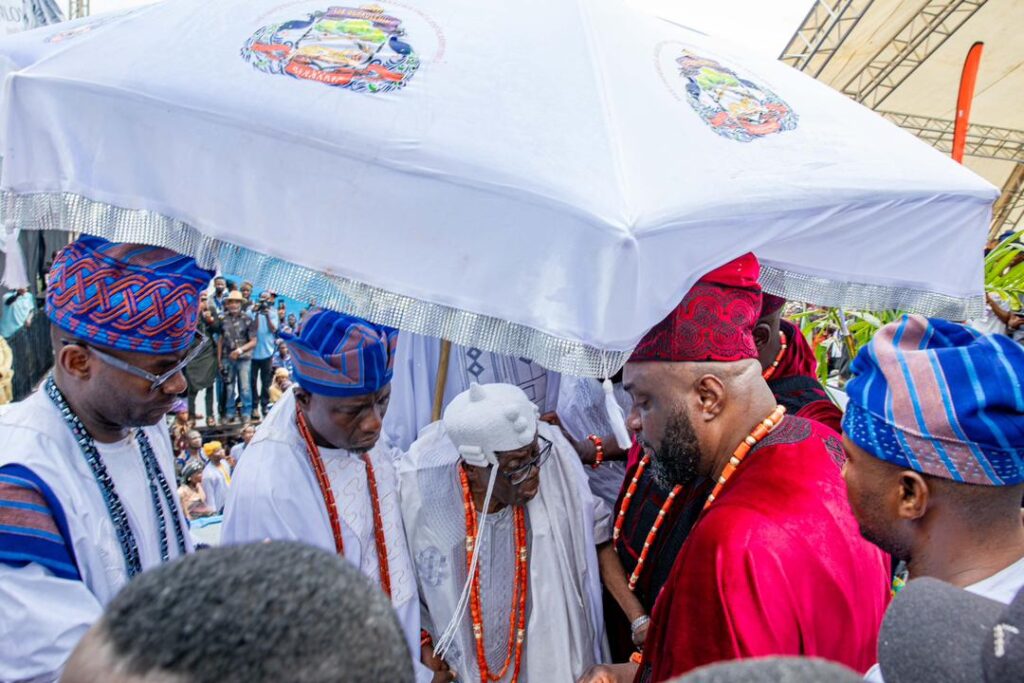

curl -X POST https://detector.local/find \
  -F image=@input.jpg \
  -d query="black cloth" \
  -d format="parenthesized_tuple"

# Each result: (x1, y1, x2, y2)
(184, 313, 219, 392)
(251, 356, 273, 413)
(605, 462, 711, 660)
(220, 312, 257, 359)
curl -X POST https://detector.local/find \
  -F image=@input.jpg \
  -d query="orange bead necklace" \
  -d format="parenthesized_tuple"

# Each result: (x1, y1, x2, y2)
(612, 454, 681, 592)
(761, 330, 788, 381)
(296, 406, 392, 597)
(612, 405, 786, 591)
(458, 467, 529, 683)
(703, 405, 786, 510)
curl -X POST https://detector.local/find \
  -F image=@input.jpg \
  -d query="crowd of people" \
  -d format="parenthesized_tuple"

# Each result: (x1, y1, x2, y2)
(0, 236, 1022, 683)
(178, 275, 303, 427)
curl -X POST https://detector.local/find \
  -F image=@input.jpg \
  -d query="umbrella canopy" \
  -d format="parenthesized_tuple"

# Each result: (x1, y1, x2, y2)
(0, 0, 999, 375)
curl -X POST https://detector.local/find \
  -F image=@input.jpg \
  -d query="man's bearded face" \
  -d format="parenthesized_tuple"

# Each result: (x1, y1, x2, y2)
(648, 408, 702, 489)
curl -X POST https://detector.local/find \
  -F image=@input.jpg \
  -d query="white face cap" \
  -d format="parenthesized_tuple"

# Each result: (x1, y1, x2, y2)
(442, 383, 540, 468)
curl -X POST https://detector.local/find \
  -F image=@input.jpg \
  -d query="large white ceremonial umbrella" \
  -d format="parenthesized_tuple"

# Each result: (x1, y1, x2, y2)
(0, 0, 999, 375)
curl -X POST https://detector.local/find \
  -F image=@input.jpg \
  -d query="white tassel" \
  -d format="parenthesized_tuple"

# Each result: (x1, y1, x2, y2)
(434, 465, 498, 659)
(603, 378, 632, 450)
(1, 228, 29, 289)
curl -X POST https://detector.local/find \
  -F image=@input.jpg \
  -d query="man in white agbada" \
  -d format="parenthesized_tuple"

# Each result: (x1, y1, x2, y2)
(384, 332, 560, 450)
(0, 237, 211, 682)
(400, 382, 610, 682)
(221, 310, 439, 683)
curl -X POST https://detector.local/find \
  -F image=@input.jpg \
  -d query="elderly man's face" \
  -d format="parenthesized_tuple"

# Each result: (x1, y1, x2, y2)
(495, 437, 545, 505)
(225, 300, 241, 314)
(297, 385, 391, 453)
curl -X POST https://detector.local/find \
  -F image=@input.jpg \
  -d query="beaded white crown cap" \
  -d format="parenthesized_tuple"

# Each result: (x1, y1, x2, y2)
(442, 383, 540, 468)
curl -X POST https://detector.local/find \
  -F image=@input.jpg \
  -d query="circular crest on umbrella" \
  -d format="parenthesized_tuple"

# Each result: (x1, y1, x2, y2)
(656, 44, 798, 142)
(242, 4, 429, 93)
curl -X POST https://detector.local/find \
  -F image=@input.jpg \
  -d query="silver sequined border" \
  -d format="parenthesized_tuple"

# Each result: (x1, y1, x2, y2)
(2, 190, 984, 375)
(760, 265, 984, 321)
(1, 190, 633, 376)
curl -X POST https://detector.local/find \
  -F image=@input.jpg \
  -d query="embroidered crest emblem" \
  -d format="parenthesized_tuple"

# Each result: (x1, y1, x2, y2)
(416, 546, 449, 587)
(675, 49, 798, 142)
(242, 4, 420, 93)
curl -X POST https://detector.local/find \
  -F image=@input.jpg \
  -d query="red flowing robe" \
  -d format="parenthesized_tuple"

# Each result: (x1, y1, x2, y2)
(638, 416, 889, 682)
(769, 320, 843, 434)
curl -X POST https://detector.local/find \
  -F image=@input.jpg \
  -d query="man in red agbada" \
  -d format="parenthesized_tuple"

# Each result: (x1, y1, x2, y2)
(578, 253, 889, 683)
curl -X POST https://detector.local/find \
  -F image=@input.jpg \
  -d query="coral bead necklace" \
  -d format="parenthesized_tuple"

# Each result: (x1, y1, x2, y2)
(458, 467, 528, 683)
(296, 406, 392, 597)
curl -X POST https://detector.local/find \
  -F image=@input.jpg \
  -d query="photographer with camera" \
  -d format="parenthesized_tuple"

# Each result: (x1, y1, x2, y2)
(249, 290, 278, 420)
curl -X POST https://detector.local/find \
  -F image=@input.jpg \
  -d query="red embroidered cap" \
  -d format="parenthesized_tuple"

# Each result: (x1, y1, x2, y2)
(630, 253, 762, 363)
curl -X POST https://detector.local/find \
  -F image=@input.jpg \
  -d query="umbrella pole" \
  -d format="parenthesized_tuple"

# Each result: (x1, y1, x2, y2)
(431, 339, 452, 421)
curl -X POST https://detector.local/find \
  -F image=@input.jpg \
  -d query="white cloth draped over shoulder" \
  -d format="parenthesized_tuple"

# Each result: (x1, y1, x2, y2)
(384, 332, 560, 451)
(0, 388, 189, 683)
(221, 387, 430, 682)
(398, 420, 610, 682)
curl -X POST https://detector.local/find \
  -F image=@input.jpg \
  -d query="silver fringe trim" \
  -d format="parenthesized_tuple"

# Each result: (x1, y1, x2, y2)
(2, 190, 985, 374)
(1, 190, 632, 376)
(760, 265, 984, 321)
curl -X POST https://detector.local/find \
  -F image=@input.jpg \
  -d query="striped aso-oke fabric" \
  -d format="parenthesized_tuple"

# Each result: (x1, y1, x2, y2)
(279, 310, 398, 398)
(842, 315, 1024, 485)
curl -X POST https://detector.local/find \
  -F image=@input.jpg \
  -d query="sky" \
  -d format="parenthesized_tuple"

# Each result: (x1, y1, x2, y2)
(85, 0, 813, 59)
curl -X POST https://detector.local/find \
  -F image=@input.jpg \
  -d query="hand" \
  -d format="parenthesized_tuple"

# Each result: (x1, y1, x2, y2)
(1009, 314, 1024, 330)
(576, 663, 638, 683)
(230, 349, 242, 360)
(539, 412, 595, 464)
(421, 644, 455, 682)
(539, 411, 562, 428)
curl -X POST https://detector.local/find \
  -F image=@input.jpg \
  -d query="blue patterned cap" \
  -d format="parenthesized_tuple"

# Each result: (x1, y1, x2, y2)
(46, 236, 214, 355)
(842, 315, 1024, 485)
(280, 310, 398, 398)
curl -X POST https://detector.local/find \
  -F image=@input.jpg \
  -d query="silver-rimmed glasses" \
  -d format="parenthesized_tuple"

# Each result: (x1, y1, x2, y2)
(501, 434, 553, 486)
(65, 332, 210, 391)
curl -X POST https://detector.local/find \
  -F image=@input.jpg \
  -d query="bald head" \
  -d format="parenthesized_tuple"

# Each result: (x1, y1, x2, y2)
(623, 358, 775, 488)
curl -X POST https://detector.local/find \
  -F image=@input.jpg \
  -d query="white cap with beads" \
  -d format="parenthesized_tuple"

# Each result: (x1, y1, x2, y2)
(442, 382, 540, 468)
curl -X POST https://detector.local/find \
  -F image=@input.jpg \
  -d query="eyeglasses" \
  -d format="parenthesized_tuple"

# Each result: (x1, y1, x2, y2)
(65, 332, 210, 391)
(500, 435, 553, 486)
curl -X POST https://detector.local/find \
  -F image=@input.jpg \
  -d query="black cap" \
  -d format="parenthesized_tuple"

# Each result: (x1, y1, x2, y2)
(878, 576, 1024, 682)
